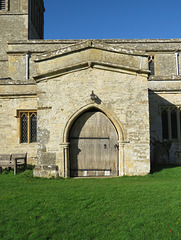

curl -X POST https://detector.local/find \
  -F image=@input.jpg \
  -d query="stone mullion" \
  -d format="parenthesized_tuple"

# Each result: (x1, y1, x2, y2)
(5, 0, 8, 11)
(28, 112, 30, 143)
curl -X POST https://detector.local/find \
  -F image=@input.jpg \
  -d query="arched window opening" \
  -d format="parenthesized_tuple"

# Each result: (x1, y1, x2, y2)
(148, 55, 155, 75)
(20, 111, 37, 143)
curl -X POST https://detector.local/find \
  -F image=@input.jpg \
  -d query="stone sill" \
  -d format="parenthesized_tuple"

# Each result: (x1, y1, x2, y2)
(148, 76, 181, 81)
(0, 12, 28, 15)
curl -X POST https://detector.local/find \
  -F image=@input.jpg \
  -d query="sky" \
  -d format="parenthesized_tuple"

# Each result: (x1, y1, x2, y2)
(44, 0, 181, 40)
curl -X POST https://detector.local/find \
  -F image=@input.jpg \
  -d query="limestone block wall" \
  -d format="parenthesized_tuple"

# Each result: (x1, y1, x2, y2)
(0, 14, 28, 77)
(0, 84, 37, 164)
(3, 39, 181, 80)
(3, 38, 181, 175)
(6, 41, 82, 80)
(154, 53, 177, 76)
(106, 40, 181, 77)
(0, 15, 28, 56)
(0, 0, 44, 77)
(8, 54, 26, 80)
(9, 0, 28, 13)
(0, 61, 8, 79)
(37, 68, 150, 176)
(149, 80, 181, 164)
(9, 40, 181, 82)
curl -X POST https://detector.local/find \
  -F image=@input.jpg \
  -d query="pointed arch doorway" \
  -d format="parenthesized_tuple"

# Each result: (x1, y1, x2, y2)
(69, 108, 119, 177)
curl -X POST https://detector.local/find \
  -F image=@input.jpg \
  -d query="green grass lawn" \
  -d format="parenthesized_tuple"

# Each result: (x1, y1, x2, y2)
(0, 167, 181, 240)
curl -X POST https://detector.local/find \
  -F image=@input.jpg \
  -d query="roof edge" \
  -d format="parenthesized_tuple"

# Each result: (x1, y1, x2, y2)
(34, 40, 147, 62)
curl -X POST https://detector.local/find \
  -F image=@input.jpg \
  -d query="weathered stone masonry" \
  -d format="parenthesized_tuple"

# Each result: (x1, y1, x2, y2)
(0, 0, 181, 177)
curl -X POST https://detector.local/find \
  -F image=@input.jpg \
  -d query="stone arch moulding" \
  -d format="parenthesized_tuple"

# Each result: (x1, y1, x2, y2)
(61, 103, 127, 177)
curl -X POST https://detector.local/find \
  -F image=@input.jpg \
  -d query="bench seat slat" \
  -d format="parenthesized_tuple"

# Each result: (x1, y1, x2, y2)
(0, 164, 14, 167)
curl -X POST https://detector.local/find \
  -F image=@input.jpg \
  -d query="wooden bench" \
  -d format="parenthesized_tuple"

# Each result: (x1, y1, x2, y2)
(0, 153, 27, 175)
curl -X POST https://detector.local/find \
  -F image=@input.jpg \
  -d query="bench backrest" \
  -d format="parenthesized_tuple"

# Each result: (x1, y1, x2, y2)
(11, 153, 27, 160)
(0, 154, 12, 161)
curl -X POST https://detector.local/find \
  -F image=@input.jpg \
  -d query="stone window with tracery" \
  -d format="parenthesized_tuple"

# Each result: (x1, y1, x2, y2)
(20, 111, 37, 143)
(148, 55, 155, 75)
(160, 106, 181, 140)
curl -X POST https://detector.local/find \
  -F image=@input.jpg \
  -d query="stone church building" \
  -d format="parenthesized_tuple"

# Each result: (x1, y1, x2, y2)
(0, 0, 181, 177)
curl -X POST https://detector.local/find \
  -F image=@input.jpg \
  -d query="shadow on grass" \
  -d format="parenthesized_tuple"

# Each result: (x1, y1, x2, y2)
(150, 163, 180, 174)
(0, 164, 35, 175)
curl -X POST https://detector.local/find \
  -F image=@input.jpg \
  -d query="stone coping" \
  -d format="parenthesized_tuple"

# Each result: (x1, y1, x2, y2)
(8, 39, 181, 44)
(34, 40, 148, 62)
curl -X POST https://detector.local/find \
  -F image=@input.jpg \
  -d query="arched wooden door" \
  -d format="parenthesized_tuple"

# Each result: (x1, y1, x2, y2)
(69, 109, 119, 177)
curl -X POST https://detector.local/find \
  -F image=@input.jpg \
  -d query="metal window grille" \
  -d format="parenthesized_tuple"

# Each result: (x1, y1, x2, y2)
(0, 0, 5, 10)
(20, 112, 37, 143)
